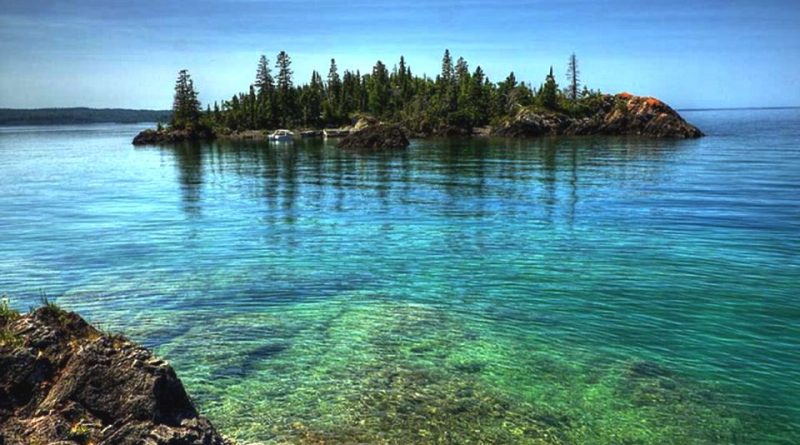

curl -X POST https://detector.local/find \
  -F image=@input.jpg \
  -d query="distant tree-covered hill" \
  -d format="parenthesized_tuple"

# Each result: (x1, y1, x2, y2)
(0, 108, 171, 126)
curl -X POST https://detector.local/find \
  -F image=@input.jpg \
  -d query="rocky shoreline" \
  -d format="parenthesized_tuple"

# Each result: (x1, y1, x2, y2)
(0, 304, 231, 445)
(132, 93, 702, 147)
(492, 93, 703, 138)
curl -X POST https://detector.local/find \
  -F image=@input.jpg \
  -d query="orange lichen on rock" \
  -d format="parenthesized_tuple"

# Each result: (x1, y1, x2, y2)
(617, 92, 633, 99)
(645, 97, 663, 106)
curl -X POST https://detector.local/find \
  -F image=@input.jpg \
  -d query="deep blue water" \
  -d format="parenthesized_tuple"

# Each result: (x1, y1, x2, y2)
(1, 109, 798, 444)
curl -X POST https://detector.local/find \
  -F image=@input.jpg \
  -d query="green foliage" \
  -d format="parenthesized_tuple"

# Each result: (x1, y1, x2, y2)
(204, 51, 601, 133)
(0, 296, 21, 348)
(39, 292, 63, 313)
(367, 60, 391, 117)
(1, 296, 19, 321)
(171, 69, 201, 130)
(539, 66, 560, 110)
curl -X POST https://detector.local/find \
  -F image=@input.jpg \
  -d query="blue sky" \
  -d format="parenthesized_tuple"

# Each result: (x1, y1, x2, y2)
(1, 0, 798, 109)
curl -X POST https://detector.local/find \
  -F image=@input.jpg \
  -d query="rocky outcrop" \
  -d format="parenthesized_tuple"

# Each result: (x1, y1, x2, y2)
(338, 118, 410, 150)
(132, 127, 215, 145)
(0, 305, 231, 445)
(217, 129, 268, 141)
(494, 93, 703, 138)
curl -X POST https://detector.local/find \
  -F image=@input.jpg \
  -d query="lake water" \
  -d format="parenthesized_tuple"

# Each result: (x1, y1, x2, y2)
(1, 109, 798, 444)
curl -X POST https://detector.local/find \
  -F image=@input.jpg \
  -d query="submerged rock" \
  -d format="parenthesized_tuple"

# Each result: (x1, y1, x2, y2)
(494, 93, 703, 138)
(0, 306, 231, 445)
(338, 118, 410, 150)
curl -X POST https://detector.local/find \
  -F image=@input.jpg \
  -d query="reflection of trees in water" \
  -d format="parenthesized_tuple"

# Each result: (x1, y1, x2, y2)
(160, 136, 686, 228)
(170, 142, 204, 218)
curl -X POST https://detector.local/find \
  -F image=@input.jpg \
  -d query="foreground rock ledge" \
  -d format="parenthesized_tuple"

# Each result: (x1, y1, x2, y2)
(0, 306, 231, 445)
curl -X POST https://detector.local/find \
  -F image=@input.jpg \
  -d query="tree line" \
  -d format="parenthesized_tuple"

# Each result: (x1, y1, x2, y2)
(0, 108, 171, 126)
(171, 50, 601, 133)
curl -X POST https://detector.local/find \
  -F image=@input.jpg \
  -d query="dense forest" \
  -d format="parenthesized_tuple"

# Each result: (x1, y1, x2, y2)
(172, 50, 602, 134)
(0, 108, 171, 126)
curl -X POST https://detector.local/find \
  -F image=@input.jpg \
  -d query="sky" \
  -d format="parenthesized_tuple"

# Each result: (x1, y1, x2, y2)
(1, 0, 799, 109)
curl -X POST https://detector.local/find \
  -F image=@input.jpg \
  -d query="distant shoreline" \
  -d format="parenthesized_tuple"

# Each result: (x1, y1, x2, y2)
(679, 106, 800, 112)
(0, 108, 171, 126)
(2, 106, 796, 127)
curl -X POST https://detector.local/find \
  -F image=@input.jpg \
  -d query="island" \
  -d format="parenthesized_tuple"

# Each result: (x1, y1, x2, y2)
(0, 301, 231, 445)
(132, 51, 702, 148)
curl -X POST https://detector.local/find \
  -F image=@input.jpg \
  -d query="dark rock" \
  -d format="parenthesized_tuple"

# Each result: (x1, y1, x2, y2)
(132, 127, 215, 145)
(0, 306, 232, 445)
(494, 93, 703, 139)
(431, 125, 471, 137)
(337, 121, 410, 150)
(219, 129, 267, 141)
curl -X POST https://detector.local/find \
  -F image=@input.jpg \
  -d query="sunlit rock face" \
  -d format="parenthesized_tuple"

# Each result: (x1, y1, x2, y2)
(495, 93, 703, 138)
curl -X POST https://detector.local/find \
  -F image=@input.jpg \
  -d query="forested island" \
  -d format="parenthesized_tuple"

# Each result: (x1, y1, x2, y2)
(133, 50, 702, 147)
(0, 108, 170, 126)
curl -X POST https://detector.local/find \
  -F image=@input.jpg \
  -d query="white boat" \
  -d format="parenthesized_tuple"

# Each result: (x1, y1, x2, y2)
(268, 129, 294, 142)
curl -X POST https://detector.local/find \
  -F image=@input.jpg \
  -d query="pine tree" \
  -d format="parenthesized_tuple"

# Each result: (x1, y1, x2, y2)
(255, 55, 274, 97)
(171, 69, 201, 130)
(455, 57, 469, 87)
(540, 66, 559, 110)
(397, 55, 410, 101)
(300, 70, 324, 127)
(275, 51, 295, 127)
(565, 53, 580, 101)
(440, 49, 454, 84)
(276, 51, 293, 91)
(495, 72, 517, 115)
(325, 59, 342, 124)
(367, 61, 390, 117)
(205, 52, 599, 132)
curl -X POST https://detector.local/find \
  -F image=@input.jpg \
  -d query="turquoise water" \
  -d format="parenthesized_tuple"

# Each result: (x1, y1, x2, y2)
(1, 109, 799, 444)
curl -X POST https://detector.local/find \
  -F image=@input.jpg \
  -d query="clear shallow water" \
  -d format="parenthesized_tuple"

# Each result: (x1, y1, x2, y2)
(1, 110, 799, 444)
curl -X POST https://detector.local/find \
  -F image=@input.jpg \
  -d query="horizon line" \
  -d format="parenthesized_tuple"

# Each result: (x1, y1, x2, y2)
(3, 105, 800, 113)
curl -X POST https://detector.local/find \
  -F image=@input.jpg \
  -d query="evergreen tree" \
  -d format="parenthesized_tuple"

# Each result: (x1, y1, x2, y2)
(254, 56, 275, 128)
(325, 59, 342, 124)
(300, 71, 324, 127)
(469, 66, 490, 125)
(255, 55, 274, 97)
(367, 61, 390, 117)
(341, 70, 359, 118)
(275, 51, 295, 127)
(396, 55, 411, 101)
(248, 84, 257, 129)
(495, 72, 517, 115)
(440, 49, 454, 85)
(206, 50, 598, 132)
(455, 57, 470, 87)
(171, 69, 201, 130)
(540, 66, 559, 110)
(565, 53, 581, 101)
